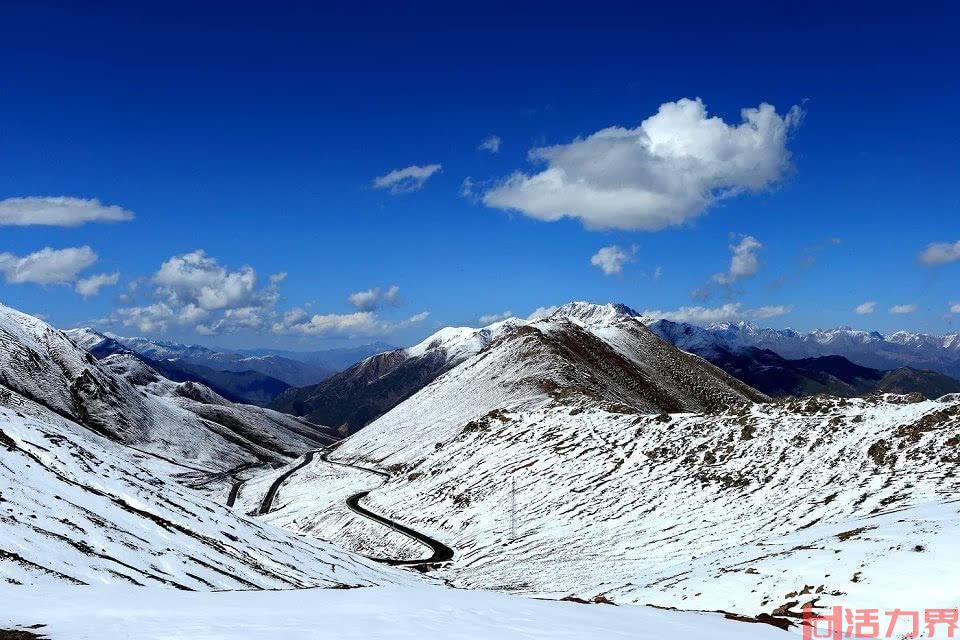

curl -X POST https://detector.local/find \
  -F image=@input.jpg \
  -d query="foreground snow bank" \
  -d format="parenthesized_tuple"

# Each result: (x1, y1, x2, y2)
(0, 584, 789, 640)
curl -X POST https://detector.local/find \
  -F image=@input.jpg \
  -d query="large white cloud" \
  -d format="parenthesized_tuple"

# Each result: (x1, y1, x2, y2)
(373, 164, 442, 194)
(0, 246, 98, 285)
(919, 240, 960, 266)
(0, 197, 134, 226)
(483, 98, 802, 231)
(108, 250, 286, 334)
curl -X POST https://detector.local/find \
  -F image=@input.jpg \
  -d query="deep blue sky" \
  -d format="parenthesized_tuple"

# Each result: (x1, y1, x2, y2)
(1, 1, 958, 348)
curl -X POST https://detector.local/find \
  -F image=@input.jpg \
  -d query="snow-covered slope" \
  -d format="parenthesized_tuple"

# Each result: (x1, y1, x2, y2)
(0, 401, 406, 589)
(0, 582, 789, 640)
(0, 304, 334, 468)
(249, 391, 960, 623)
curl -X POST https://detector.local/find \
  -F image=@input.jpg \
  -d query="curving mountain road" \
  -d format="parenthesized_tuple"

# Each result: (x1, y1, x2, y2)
(256, 447, 453, 566)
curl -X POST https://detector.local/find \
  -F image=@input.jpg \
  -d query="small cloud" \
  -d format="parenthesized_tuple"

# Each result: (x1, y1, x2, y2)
(478, 135, 502, 154)
(373, 164, 442, 194)
(854, 301, 877, 315)
(0, 196, 134, 227)
(348, 285, 401, 311)
(479, 310, 513, 324)
(751, 305, 793, 319)
(890, 304, 917, 315)
(713, 235, 763, 285)
(461, 177, 476, 199)
(951, 303, 960, 314)
(590, 245, 636, 276)
(919, 240, 960, 266)
(0, 246, 98, 285)
(75, 272, 119, 298)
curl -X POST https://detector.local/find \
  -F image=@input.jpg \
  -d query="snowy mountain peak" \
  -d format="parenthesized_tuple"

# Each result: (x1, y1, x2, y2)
(544, 301, 641, 325)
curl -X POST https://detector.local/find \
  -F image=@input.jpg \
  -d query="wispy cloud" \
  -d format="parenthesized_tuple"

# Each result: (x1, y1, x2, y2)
(478, 135, 502, 153)
(919, 240, 960, 266)
(348, 285, 401, 311)
(75, 272, 119, 298)
(890, 304, 917, 315)
(373, 164, 442, 194)
(0, 196, 134, 227)
(479, 310, 513, 324)
(642, 302, 792, 324)
(854, 301, 877, 315)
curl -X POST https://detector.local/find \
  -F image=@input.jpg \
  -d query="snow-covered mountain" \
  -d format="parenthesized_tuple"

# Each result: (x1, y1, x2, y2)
(647, 319, 960, 378)
(270, 319, 526, 434)
(0, 304, 336, 468)
(273, 304, 764, 433)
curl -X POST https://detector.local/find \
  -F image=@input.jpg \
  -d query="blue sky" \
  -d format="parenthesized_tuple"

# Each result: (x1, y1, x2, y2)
(1, 1, 958, 349)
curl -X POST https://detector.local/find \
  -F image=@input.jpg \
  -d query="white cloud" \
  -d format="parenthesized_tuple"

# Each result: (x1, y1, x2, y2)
(854, 301, 877, 315)
(373, 164, 442, 194)
(713, 235, 763, 284)
(919, 240, 960, 266)
(483, 98, 802, 231)
(111, 302, 175, 333)
(479, 310, 513, 324)
(751, 305, 793, 319)
(478, 135, 502, 153)
(590, 245, 634, 276)
(107, 250, 285, 335)
(0, 196, 134, 227)
(0, 246, 97, 285)
(153, 250, 262, 311)
(75, 272, 119, 298)
(348, 285, 401, 311)
(642, 302, 792, 324)
(890, 304, 917, 315)
(951, 303, 960, 314)
(274, 309, 429, 337)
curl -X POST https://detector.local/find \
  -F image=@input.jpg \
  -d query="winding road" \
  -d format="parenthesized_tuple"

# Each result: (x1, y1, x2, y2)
(253, 447, 454, 566)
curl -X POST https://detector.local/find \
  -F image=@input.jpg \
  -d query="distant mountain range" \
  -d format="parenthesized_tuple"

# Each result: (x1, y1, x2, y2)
(647, 319, 960, 399)
(645, 319, 960, 378)
(65, 328, 391, 405)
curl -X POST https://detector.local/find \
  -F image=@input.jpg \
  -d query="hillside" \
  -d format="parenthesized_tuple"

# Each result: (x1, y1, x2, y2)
(0, 304, 335, 469)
